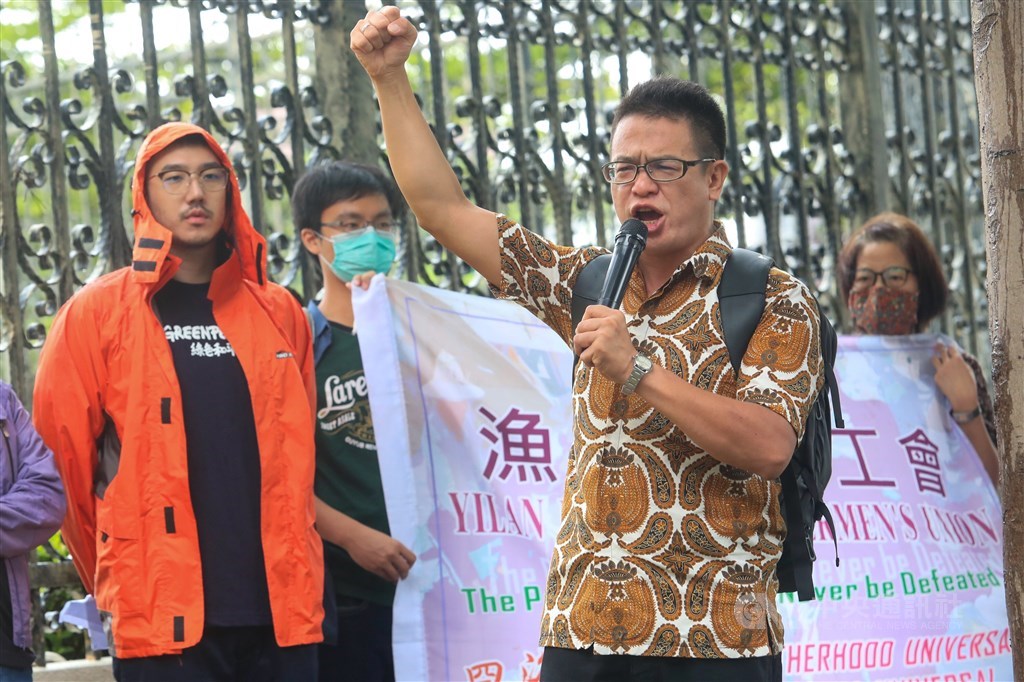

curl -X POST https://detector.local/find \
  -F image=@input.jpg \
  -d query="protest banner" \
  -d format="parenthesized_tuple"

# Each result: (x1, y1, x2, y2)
(354, 280, 1009, 681)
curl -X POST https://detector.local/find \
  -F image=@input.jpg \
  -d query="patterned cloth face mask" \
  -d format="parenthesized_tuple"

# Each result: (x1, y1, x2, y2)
(847, 287, 920, 335)
(319, 227, 397, 282)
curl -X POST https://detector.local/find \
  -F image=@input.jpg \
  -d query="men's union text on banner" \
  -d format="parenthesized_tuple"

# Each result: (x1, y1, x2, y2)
(778, 335, 1008, 682)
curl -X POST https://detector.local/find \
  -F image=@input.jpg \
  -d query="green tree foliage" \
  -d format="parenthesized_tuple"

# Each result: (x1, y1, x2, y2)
(0, 0, 124, 61)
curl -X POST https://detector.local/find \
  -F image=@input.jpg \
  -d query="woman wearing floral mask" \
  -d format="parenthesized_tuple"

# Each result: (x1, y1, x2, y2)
(838, 212, 999, 487)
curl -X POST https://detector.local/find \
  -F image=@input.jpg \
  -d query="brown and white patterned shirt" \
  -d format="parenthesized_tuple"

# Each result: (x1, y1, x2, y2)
(489, 216, 824, 659)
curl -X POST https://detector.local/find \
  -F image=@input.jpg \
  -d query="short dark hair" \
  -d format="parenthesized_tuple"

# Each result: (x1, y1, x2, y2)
(291, 161, 405, 232)
(611, 76, 727, 160)
(838, 212, 948, 331)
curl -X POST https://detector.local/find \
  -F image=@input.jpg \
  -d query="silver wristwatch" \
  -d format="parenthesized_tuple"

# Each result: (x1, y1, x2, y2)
(621, 352, 653, 396)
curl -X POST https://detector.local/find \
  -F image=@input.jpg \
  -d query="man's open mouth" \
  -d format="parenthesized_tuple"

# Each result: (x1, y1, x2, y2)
(633, 208, 662, 225)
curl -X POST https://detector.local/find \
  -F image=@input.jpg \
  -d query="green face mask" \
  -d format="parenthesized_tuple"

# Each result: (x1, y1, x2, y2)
(319, 227, 397, 282)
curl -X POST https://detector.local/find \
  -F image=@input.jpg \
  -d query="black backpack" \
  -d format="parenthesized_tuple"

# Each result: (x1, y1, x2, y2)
(571, 247, 843, 601)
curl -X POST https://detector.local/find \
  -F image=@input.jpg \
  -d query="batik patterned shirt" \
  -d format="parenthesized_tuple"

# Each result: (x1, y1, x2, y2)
(489, 216, 824, 659)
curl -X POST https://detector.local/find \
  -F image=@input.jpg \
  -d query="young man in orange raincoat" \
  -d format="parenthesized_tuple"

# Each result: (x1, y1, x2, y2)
(33, 122, 325, 681)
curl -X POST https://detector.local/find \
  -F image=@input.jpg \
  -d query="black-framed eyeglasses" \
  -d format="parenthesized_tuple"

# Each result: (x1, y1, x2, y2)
(852, 266, 914, 291)
(319, 219, 397, 236)
(601, 158, 717, 184)
(150, 167, 229, 195)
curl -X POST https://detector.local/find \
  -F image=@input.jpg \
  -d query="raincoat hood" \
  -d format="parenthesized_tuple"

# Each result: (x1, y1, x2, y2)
(130, 122, 266, 287)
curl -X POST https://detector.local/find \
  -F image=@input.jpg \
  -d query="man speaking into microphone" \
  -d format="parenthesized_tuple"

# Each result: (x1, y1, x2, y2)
(352, 7, 823, 682)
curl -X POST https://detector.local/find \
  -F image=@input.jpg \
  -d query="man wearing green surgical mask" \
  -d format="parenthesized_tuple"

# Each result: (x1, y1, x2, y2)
(295, 161, 415, 682)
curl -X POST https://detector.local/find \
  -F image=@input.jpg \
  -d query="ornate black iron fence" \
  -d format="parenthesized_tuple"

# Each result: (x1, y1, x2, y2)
(1, 0, 989, 406)
(0, 0, 992, 664)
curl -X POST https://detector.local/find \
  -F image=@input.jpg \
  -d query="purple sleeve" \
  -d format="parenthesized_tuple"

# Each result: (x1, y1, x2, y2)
(0, 387, 67, 558)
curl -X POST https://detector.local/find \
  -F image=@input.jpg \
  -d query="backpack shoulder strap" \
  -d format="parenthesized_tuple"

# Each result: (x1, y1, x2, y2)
(571, 253, 611, 333)
(570, 254, 611, 373)
(719, 247, 774, 374)
(817, 309, 846, 429)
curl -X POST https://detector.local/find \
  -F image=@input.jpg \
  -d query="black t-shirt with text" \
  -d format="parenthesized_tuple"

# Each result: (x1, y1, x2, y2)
(155, 279, 271, 626)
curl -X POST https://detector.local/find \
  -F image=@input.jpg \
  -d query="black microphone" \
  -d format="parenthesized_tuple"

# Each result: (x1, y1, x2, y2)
(597, 219, 648, 308)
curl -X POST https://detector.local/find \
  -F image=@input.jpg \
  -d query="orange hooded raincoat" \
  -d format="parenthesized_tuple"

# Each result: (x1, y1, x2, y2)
(33, 122, 324, 658)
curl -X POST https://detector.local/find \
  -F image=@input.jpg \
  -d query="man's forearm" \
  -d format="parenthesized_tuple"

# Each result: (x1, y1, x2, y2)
(314, 496, 366, 549)
(355, 7, 502, 283)
(635, 364, 797, 478)
(959, 419, 1000, 488)
(372, 73, 466, 234)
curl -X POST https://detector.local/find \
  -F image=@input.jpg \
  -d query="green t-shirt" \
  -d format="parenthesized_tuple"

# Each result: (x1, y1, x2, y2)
(314, 322, 395, 606)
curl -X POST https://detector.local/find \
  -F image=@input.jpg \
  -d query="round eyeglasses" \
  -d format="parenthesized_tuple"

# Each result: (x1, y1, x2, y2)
(851, 266, 914, 291)
(601, 158, 717, 184)
(150, 167, 229, 195)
